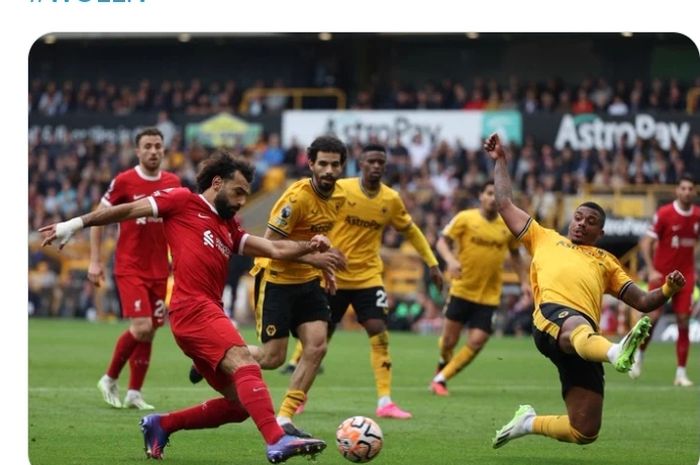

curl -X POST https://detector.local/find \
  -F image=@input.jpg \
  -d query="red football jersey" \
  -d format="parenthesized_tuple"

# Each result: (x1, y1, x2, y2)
(102, 166, 181, 279)
(149, 188, 249, 314)
(647, 200, 700, 277)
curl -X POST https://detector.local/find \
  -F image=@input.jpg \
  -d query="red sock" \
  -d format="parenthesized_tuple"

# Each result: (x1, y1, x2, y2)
(677, 326, 690, 367)
(159, 398, 249, 433)
(106, 330, 138, 379)
(128, 341, 152, 391)
(233, 364, 284, 445)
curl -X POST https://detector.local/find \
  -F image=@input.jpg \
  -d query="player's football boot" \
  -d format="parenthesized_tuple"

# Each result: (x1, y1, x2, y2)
(281, 422, 312, 438)
(613, 316, 651, 373)
(674, 374, 694, 387)
(97, 375, 122, 408)
(492, 404, 536, 449)
(430, 380, 449, 396)
(188, 365, 204, 384)
(376, 402, 412, 419)
(124, 390, 155, 410)
(266, 434, 326, 464)
(140, 414, 170, 459)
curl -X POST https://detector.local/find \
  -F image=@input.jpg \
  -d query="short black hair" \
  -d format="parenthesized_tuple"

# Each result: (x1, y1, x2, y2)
(195, 151, 255, 193)
(679, 173, 695, 185)
(361, 144, 387, 154)
(308, 135, 347, 164)
(480, 179, 495, 193)
(135, 127, 164, 146)
(578, 201, 606, 227)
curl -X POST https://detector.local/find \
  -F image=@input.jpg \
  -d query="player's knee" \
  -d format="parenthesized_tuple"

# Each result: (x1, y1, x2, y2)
(302, 340, 327, 363)
(260, 350, 286, 369)
(130, 320, 154, 341)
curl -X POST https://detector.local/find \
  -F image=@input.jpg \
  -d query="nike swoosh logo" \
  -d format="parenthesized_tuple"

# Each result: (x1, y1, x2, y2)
(198, 213, 210, 219)
(253, 387, 265, 392)
(133, 194, 146, 200)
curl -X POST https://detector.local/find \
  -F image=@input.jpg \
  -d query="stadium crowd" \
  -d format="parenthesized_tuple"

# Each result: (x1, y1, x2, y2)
(29, 75, 700, 116)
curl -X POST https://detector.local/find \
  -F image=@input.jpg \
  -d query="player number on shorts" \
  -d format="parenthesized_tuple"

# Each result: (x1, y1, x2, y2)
(375, 289, 388, 308)
(153, 299, 166, 319)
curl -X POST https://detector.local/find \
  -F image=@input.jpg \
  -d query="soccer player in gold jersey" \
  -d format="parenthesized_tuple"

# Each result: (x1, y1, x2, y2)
(484, 133, 686, 449)
(281, 144, 443, 419)
(247, 135, 348, 438)
(429, 180, 530, 396)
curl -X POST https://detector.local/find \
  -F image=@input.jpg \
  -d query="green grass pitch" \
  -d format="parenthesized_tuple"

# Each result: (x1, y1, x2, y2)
(29, 319, 698, 465)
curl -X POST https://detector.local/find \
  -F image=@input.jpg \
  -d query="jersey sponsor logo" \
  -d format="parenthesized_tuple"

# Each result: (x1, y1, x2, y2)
(203, 230, 215, 248)
(345, 216, 382, 230)
(203, 230, 232, 258)
(265, 324, 277, 337)
(469, 236, 505, 248)
(310, 222, 334, 233)
(135, 216, 163, 225)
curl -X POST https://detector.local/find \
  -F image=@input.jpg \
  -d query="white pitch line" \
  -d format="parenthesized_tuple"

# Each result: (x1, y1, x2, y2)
(28, 384, 697, 393)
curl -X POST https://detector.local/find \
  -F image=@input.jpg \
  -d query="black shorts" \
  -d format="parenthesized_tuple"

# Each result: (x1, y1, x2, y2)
(254, 273, 330, 343)
(532, 303, 605, 398)
(328, 287, 389, 325)
(443, 295, 495, 333)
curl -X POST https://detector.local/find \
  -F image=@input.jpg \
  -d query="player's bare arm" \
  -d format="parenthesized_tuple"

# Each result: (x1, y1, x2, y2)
(436, 234, 461, 279)
(484, 133, 531, 237)
(39, 198, 155, 249)
(621, 269, 686, 312)
(242, 233, 333, 261)
(88, 202, 108, 287)
(638, 234, 662, 282)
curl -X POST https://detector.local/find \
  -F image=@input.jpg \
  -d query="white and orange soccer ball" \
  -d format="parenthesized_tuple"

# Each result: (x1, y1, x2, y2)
(335, 416, 384, 463)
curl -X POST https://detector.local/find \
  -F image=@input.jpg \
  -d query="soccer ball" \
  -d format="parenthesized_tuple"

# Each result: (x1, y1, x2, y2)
(335, 416, 384, 463)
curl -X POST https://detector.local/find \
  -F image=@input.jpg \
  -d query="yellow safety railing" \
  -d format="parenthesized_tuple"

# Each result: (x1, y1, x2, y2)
(239, 87, 347, 113)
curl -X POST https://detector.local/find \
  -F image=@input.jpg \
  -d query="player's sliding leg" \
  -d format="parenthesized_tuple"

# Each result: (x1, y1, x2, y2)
(567, 316, 651, 372)
(493, 387, 602, 448)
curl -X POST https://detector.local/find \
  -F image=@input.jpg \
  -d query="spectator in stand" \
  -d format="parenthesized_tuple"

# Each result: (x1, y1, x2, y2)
(571, 88, 594, 114)
(607, 94, 629, 115)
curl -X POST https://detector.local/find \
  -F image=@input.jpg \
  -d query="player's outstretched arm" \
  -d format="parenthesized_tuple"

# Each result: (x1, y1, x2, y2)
(39, 198, 154, 249)
(621, 269, 686, 312)
(242, 232, 337, 263)
(484, 133, 531, 237)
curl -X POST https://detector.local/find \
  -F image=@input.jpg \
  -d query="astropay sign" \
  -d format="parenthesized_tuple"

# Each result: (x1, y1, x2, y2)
(282, 110, 483, 150)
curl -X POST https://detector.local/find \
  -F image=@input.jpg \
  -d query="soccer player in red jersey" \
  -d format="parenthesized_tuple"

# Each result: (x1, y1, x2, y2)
(90, 128, 181, 410)
(39, 153, 332, 463)
(633, 174, 700, 386)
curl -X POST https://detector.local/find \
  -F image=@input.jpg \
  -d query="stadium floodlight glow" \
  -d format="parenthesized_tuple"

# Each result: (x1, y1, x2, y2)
(43, 34, 57, 45)
(178, 33, 191, 43)
(319, 32, 332, 41)
(465, 32, 479, 39)
(621, 32, 634, 38)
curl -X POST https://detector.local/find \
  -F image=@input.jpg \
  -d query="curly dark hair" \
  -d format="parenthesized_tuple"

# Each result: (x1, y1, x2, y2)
(307, 135, 347, 164)
(195, 151, 255, 193)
